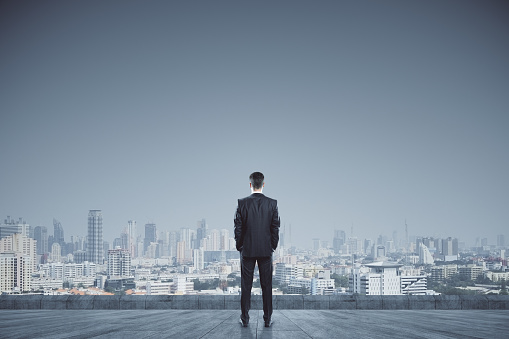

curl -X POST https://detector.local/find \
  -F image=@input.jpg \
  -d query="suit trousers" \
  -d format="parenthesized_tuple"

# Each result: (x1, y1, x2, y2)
(240, 254, 273, 322)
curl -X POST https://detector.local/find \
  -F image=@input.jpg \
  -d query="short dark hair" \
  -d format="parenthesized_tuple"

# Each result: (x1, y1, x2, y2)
(249, 172, 264, 189)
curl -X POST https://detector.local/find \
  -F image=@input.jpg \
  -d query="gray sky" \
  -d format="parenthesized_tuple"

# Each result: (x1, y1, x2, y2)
(1, 0, 508, 248)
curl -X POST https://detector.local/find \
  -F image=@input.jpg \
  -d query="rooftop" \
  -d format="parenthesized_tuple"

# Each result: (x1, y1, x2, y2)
(1, 309, 508, 338)
(1, 295, 509, 338)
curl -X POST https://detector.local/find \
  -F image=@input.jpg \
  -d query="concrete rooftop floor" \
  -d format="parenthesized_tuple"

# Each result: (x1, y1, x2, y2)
(1, 309, 508, 338)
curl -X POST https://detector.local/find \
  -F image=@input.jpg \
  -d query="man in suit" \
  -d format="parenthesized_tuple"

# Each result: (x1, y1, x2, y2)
(234, 172, 280, 328)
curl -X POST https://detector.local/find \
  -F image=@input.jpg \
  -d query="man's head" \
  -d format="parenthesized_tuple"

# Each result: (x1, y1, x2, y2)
(249, 172, 264, 191)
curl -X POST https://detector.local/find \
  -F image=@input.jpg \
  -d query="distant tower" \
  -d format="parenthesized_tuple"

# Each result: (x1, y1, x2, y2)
(127, 220, 136, 257)
(196, 218, 208, 249)
(87, 210, 103, 264)
(53, 218, 64, 246)
(497, 235, 505, 247)
(333, 229, 346, 254)
(280, 224, 285, 248)
(405, 219, 409, 251)
(34, 226, 48, 255)
(288, 224, 292, 247)
(50, 242, 61, 262)
(144, 223, 157, 254)
(312, 238, 320, 251)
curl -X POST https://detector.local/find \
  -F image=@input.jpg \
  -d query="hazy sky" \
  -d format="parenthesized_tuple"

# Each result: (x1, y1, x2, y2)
(1, 1, 508, 248)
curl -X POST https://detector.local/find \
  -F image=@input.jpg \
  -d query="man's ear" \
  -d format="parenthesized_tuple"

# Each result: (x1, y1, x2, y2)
(250, 183, 252, 188)
(263, 183, 265, 188)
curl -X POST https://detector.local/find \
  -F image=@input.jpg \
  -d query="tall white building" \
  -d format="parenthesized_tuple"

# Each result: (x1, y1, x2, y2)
(0, 252, 32, 293)
(107, 248, 131, 277)
(347, 237, 361, 255)
(350, 262, 403, 295)
(219, 229, 230, 251)
(50, 243, 61, 263)
(419, 243, 434, 265)
(49, 242, 62, 262)
(169, 231, 178, 257)
(127, 220, 136, 258)
(205, 229, 220, 251)
(146, 242, 159, 259)
(176, 241, 192, 264)
(87, 210, 103, 264)
(193, 248, 204, 271)
(0, 233, 37, 270)
(180, 228, 193, 250)
(0, 234, 36, 293)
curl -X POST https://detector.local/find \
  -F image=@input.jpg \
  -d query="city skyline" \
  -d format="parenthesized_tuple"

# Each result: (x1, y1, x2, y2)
(1, 1, 508, 248)
(2, 212, 504, 251)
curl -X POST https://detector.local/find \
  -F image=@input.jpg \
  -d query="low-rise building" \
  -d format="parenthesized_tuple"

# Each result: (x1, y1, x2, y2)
(430, 265, 458, 283)
(458, 265, 483, 281)
(275, 263, 303, 284)
(485, 271, 509, 282)
(146, 281, 172, 295)
(350, 262, 403, 295)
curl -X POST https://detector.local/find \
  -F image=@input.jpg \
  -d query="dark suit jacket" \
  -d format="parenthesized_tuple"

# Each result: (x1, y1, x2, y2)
(234, 193, 280, 257)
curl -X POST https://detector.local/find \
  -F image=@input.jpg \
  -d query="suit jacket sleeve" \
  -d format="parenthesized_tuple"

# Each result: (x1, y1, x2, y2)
(271, 201, 280, 251)
(234, 200, 243, 251)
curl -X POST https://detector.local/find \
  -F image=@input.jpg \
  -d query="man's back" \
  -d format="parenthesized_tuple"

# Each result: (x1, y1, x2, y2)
(235, 171, 279, 328)
(234, 193, 279, 257)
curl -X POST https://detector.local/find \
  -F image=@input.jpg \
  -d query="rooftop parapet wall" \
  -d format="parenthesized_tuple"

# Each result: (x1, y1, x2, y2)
(1, 295, 508, 310)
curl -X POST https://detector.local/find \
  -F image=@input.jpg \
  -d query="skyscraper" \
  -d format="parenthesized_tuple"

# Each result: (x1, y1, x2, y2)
(169, 231, 178, 257)
(312, 238, 320, 251)
(144, 223, 157, 254)
(196, 219, 208, 249)
(0, 233, 37, 270)
(50, 242, 61, 263)
(53, 218, 64, 246)
(220, 229, 230, 251)
(193, 248, 204, 271)
(87, 210, 103, 264)
(34, 226, 48, 255)
(180, 227, 193, 250)
(127, 220, 136, 257)
(209, 229, 220, 251)
(497, 234, 505, 247)
(419, 243, 434, 265)
(333, 229, 346, 254)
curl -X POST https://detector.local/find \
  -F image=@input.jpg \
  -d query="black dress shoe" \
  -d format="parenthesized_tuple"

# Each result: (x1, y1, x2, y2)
(264, 319, 273, 327)
(239, 318, 248, 327)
